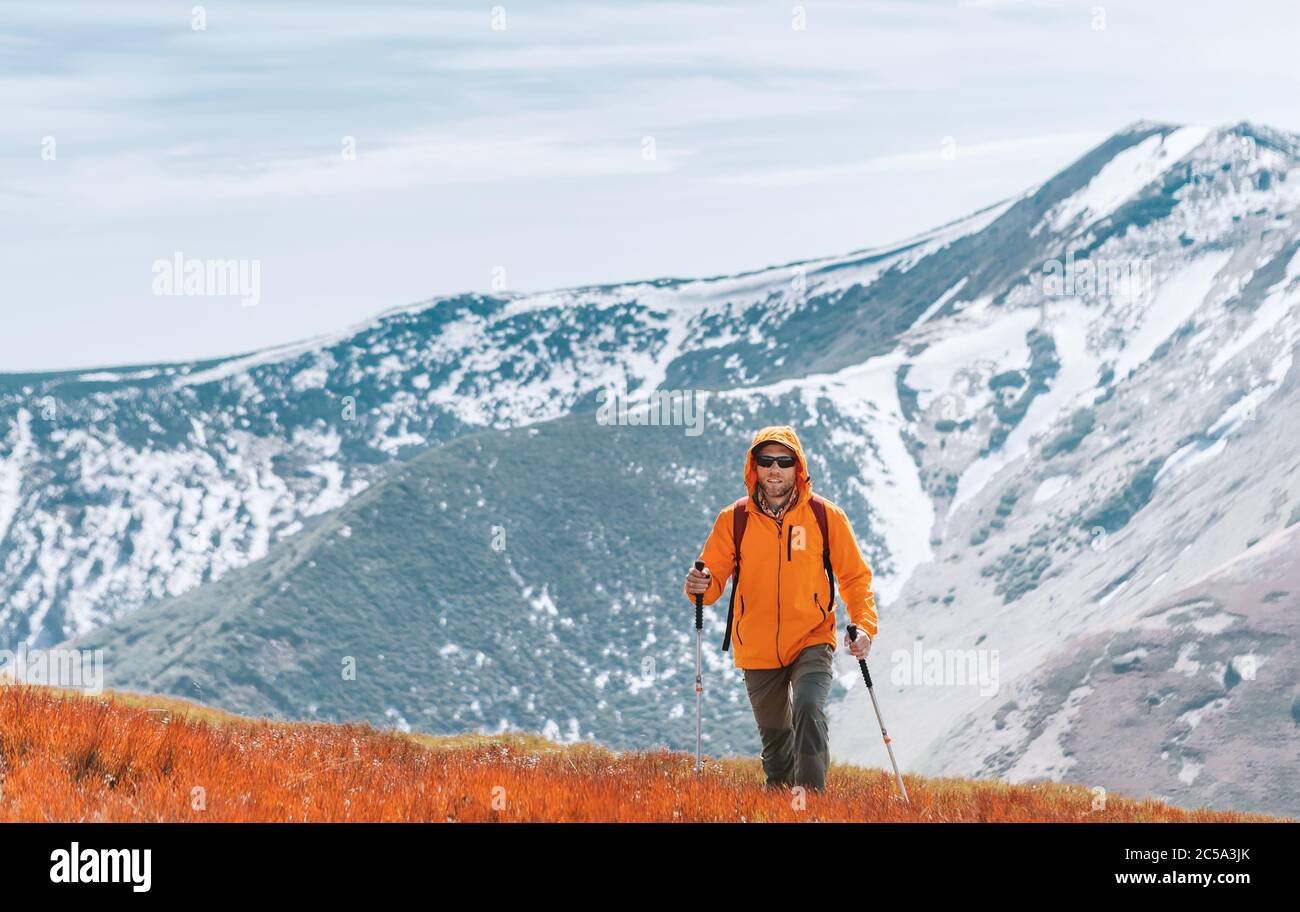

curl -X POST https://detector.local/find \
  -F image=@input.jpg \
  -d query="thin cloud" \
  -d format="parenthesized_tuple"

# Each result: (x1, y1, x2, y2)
(715, 131, 1109, 186)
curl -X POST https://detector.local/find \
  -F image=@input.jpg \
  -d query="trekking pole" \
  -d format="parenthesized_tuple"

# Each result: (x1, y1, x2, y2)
(847, 624, 909, 804)
(693, 560, 707, 775)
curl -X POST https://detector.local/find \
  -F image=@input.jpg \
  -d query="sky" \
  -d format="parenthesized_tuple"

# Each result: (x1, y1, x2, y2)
(1, 0, 1298, 372)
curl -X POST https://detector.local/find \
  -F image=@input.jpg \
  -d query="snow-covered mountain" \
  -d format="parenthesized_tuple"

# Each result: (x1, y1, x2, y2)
(4, 118, 1299, 816)
(0, 151, 1029, 647)
(0, 191, 1011, 648)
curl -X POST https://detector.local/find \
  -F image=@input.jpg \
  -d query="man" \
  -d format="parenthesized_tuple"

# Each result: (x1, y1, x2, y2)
(684, 425, 878, 793)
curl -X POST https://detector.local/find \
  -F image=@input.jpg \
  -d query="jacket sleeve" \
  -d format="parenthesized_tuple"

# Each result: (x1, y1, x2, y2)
(827, 504, 879, 638)
(684, 506, 734, 606)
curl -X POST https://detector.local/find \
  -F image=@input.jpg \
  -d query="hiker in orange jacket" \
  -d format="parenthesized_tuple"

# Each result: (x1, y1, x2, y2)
(684, 425, 879, 792)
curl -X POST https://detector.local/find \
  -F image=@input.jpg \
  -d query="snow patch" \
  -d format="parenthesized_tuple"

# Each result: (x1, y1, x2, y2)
(1191, 613, 1235, 635)
(1005, 683, 1093, 783)
(1177, 758, 1202, 785)
(1172, 643, 1201, 676)
(1050, 125, 1209, 231)
(1031, 474, 1071, 505)
(911, 277, 969, 329)
(1113, 250, 1231, 383)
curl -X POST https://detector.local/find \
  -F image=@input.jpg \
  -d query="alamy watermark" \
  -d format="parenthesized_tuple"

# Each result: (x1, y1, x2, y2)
(595, 387, 707, 436)
(1039, 251, 1152, 298)
(891, 640, 999, 696)
(151, 251, 261, 307)
(50, 842, 151, 892)
(0, 644, 105, 694)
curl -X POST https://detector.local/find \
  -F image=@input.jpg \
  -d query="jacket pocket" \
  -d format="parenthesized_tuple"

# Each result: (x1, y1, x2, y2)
(736, 596, 745, 646)
(815, 592, 827, 624)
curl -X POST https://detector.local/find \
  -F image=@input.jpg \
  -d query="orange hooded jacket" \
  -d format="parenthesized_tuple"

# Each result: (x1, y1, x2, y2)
(685, 425, 879, 669)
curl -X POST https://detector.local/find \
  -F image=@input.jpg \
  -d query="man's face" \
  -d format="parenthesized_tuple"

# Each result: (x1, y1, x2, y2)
(754, 442, 797, 500)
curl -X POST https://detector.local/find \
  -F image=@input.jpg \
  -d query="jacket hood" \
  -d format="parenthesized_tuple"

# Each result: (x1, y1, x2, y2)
(744, 425, 812, 502)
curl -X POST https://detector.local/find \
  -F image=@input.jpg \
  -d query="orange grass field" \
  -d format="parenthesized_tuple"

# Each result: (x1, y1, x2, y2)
(0, 682, 1289, 823)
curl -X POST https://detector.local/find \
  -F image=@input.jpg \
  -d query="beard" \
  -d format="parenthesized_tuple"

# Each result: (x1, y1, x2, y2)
(763, 476, 792, 497)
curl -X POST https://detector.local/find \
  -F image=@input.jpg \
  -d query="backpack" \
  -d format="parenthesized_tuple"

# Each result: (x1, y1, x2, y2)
(722, 493, 834, 652)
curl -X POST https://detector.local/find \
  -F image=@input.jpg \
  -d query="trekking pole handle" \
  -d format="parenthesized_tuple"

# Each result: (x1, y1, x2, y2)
(847, 624, 873, 688)
(693, 561, 706, 630)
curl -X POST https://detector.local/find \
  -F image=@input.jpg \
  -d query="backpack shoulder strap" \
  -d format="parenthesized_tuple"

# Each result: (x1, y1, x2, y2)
(732, 496, 749, 560)
(721, 497, 749, 652)
(809, 494, 835, 608)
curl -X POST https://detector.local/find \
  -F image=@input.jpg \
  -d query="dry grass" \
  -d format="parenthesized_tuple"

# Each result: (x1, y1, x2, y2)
(0, 682, 1287, 822)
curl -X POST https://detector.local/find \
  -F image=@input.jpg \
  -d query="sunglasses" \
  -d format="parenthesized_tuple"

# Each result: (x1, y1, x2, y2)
(754, 453, 797, 469)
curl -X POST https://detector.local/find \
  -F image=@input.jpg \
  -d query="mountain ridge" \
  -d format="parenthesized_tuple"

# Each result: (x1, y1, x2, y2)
(4, 117, 1299, 817)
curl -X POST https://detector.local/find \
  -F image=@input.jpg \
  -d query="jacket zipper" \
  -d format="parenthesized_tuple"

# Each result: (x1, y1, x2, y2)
(775, 518, 784, 668)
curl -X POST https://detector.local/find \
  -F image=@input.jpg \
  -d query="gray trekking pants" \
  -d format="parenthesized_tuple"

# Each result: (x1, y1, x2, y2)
(742, 642, 833, 792)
